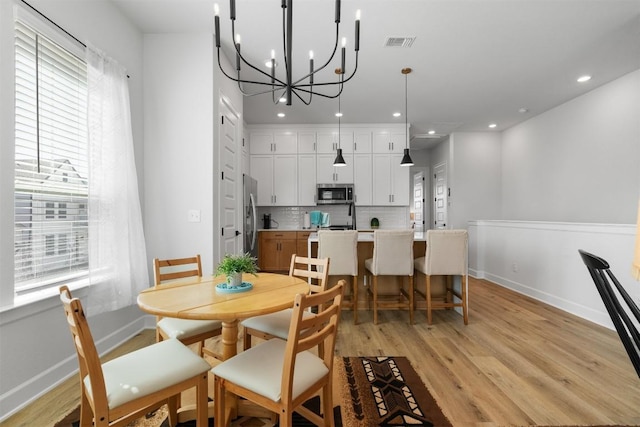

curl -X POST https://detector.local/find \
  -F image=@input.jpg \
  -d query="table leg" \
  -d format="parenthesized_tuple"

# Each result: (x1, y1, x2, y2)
(221, 319, 239, 360)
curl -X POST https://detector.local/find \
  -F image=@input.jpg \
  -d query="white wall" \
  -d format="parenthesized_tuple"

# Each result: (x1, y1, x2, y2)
(468, 70, 640, 329)
(449, 132, 502, 229)
(143, 33, 216, 275)
(501, 69, 640, 223)
(0, 0, 147, 420)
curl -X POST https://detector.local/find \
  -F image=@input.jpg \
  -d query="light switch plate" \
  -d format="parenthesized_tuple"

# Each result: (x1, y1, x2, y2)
(188, 209, 201, 223)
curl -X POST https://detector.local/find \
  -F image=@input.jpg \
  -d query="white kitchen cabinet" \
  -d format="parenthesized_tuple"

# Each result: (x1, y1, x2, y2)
(250, 132, 274, 155)
(317, 131, 354, 153)
(372, 153, 410, 205)
(297, 154, 317, 206)
(373, 131, 406, 154)
(354, 131, 372, 153)
(249, 131, 297, 154)
(353, 153, 372, 205)
(298, 131, 316, 154)
(316, 153, 354, 184)
(251, 154, 298, 206)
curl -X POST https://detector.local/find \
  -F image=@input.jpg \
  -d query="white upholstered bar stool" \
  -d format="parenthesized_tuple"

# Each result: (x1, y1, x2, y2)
(318, 230, 359, 324)
(364, 230, 415, 325)
(414, 229, 469, 325)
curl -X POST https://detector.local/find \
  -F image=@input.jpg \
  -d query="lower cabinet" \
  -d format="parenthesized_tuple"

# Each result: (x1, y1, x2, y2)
(258, 231, 297, 271)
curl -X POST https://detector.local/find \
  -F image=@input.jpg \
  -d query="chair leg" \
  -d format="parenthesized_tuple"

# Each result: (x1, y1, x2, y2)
(352, 275, 358, 325)
(214, 375, 227, 427)
(196, 373, 208, 427)
(79, 391, 92, 427)
(243, 327, 252, 351)
(462, 274, 469, 325)
(167, 394, 178, 427)
(408, 275, 414, 325)
(373, 275, 378, 325)
(322, 383, 335, 427)
(426, 275, 433, 325)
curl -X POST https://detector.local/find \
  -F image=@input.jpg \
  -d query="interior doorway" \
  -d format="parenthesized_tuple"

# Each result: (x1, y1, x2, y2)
(411, 168, 429, 231)
(219, 96, 241, 259)
(433, 162, 448, 229)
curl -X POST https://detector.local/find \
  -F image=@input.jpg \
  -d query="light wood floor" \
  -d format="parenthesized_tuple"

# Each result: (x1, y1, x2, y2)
(4, 277, 640, 426)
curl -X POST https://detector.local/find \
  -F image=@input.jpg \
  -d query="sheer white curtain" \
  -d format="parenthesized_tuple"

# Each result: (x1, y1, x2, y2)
(85, 44, 148, 315)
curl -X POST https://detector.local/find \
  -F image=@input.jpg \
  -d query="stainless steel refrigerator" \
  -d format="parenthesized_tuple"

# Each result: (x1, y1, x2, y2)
(243, 174, 258, 257)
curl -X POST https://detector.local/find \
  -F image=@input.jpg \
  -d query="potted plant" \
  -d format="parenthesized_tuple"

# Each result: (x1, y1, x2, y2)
(215, 253, 259, 287)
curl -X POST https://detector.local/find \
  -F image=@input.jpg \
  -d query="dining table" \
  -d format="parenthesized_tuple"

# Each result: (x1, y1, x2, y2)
(137, 271, 310, 421)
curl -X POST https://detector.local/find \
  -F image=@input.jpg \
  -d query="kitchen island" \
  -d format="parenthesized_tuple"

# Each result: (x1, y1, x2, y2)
(307, 231, 435, 315)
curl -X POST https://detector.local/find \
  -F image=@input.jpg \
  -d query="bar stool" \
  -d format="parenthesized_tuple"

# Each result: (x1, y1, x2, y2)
(414, 229, 469, 325)
(318, 230, 359, 324)
(365, 229, 414, 324)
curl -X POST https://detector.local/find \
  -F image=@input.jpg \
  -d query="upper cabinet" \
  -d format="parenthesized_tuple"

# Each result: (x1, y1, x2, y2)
(373, 130, 406, 154)
(249, 131, 297, 154)
(298, 131, 316, 154)
(353, 131, 372, 153)
(317, 131, 354, 153)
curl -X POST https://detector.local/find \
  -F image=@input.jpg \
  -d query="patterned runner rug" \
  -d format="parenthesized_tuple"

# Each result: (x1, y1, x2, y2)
(55, 356, 451, 427)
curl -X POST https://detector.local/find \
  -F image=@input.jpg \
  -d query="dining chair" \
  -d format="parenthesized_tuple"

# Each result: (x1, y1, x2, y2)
(578, 249, 640, 378)
(242, 254, 330, 350)
(414, 229, 469, 325)
(318, 229, 359, 323)
(365, 229, 415, 324)
(59, 286, 210, 427)
(153, 255, 223, 359)
(213, 281, 345, 427)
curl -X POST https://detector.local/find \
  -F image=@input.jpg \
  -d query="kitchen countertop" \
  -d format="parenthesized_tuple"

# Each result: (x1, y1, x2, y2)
(307, 231, 426, 242)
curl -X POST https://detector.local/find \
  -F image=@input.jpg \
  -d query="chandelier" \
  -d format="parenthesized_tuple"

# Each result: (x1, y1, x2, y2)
(214, 0, 361, 106)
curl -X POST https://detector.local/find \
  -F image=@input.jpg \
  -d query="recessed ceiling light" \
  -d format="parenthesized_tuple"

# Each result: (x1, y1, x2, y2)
(335, 112, 343, 117)
(277, 113, 285, 118)
(577, 75, 592, 83)
(428, 130, 435, 135)
(488, 123, 497, 128)
(278, 97, 287, 103)
(518, 107, 529, 114)
(393, 112, 401, 117)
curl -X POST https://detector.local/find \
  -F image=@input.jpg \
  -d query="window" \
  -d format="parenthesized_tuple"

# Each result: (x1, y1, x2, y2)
(14, 18, 89, 295)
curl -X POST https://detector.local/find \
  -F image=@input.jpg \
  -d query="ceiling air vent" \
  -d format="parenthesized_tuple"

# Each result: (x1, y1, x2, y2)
(384, 37, 416, 48)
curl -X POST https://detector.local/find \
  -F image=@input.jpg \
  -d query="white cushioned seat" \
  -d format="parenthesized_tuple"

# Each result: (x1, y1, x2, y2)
(157, 317, 223, 340)
(84, 338, 211, 409)
(240, 309, 315, 340)
(212, 338, 328, 402)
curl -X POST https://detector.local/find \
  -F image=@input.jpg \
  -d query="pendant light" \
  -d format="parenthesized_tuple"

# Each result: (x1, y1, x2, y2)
(333, 72, 346, 167)
(400, 67, 414, 166)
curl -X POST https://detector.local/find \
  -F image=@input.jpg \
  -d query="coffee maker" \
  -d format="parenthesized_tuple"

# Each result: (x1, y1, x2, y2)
(262, 214, 271, 229)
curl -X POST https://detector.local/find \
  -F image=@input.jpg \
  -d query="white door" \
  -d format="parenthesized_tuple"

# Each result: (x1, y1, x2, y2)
(413, 171, 425, 231)
(219, 98, 240, 258)
(433, 163, 448, 229)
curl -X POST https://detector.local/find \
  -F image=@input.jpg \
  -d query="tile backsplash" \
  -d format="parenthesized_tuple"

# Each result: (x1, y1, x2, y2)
(257, 205, 410, 230)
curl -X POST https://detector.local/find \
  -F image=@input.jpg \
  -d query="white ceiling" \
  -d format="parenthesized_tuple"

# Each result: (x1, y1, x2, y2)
(112, 0, 640, 149)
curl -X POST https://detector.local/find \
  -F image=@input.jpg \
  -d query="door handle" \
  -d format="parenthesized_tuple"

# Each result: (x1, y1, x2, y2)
(235, 230, 241, 236)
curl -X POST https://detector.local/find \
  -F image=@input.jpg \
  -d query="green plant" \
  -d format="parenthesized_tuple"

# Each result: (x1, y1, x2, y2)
(215, 253, 259, 277)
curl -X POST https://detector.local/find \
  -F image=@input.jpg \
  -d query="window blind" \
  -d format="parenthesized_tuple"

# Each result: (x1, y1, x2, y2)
(14, 19, 89, 294)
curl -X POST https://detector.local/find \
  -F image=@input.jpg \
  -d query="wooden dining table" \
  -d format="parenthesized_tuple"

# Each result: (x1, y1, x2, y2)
(137, 272, 309, 421)
(137, 271, 310, 360)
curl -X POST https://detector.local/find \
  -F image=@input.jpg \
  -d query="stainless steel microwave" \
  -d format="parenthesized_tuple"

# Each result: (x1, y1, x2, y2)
(316, 183, 354, 205)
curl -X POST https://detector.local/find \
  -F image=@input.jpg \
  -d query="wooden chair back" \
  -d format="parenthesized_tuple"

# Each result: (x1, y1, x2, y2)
(153, 255, 202, 286)
(59, 285, 113, 420)
(281, 281, 344, 404)
(288, 254, 330, 294)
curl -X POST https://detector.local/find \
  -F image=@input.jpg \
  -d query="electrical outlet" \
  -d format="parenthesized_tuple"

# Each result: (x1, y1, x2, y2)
(188, 209, 201, 223)
(512, 263, 518, 272)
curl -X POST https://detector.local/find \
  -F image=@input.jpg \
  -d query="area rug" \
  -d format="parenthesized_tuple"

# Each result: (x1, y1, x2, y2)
(55, 356, 451, 427)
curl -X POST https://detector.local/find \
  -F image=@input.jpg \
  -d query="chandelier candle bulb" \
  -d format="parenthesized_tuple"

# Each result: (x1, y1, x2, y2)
(355, 10, 360, 51)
